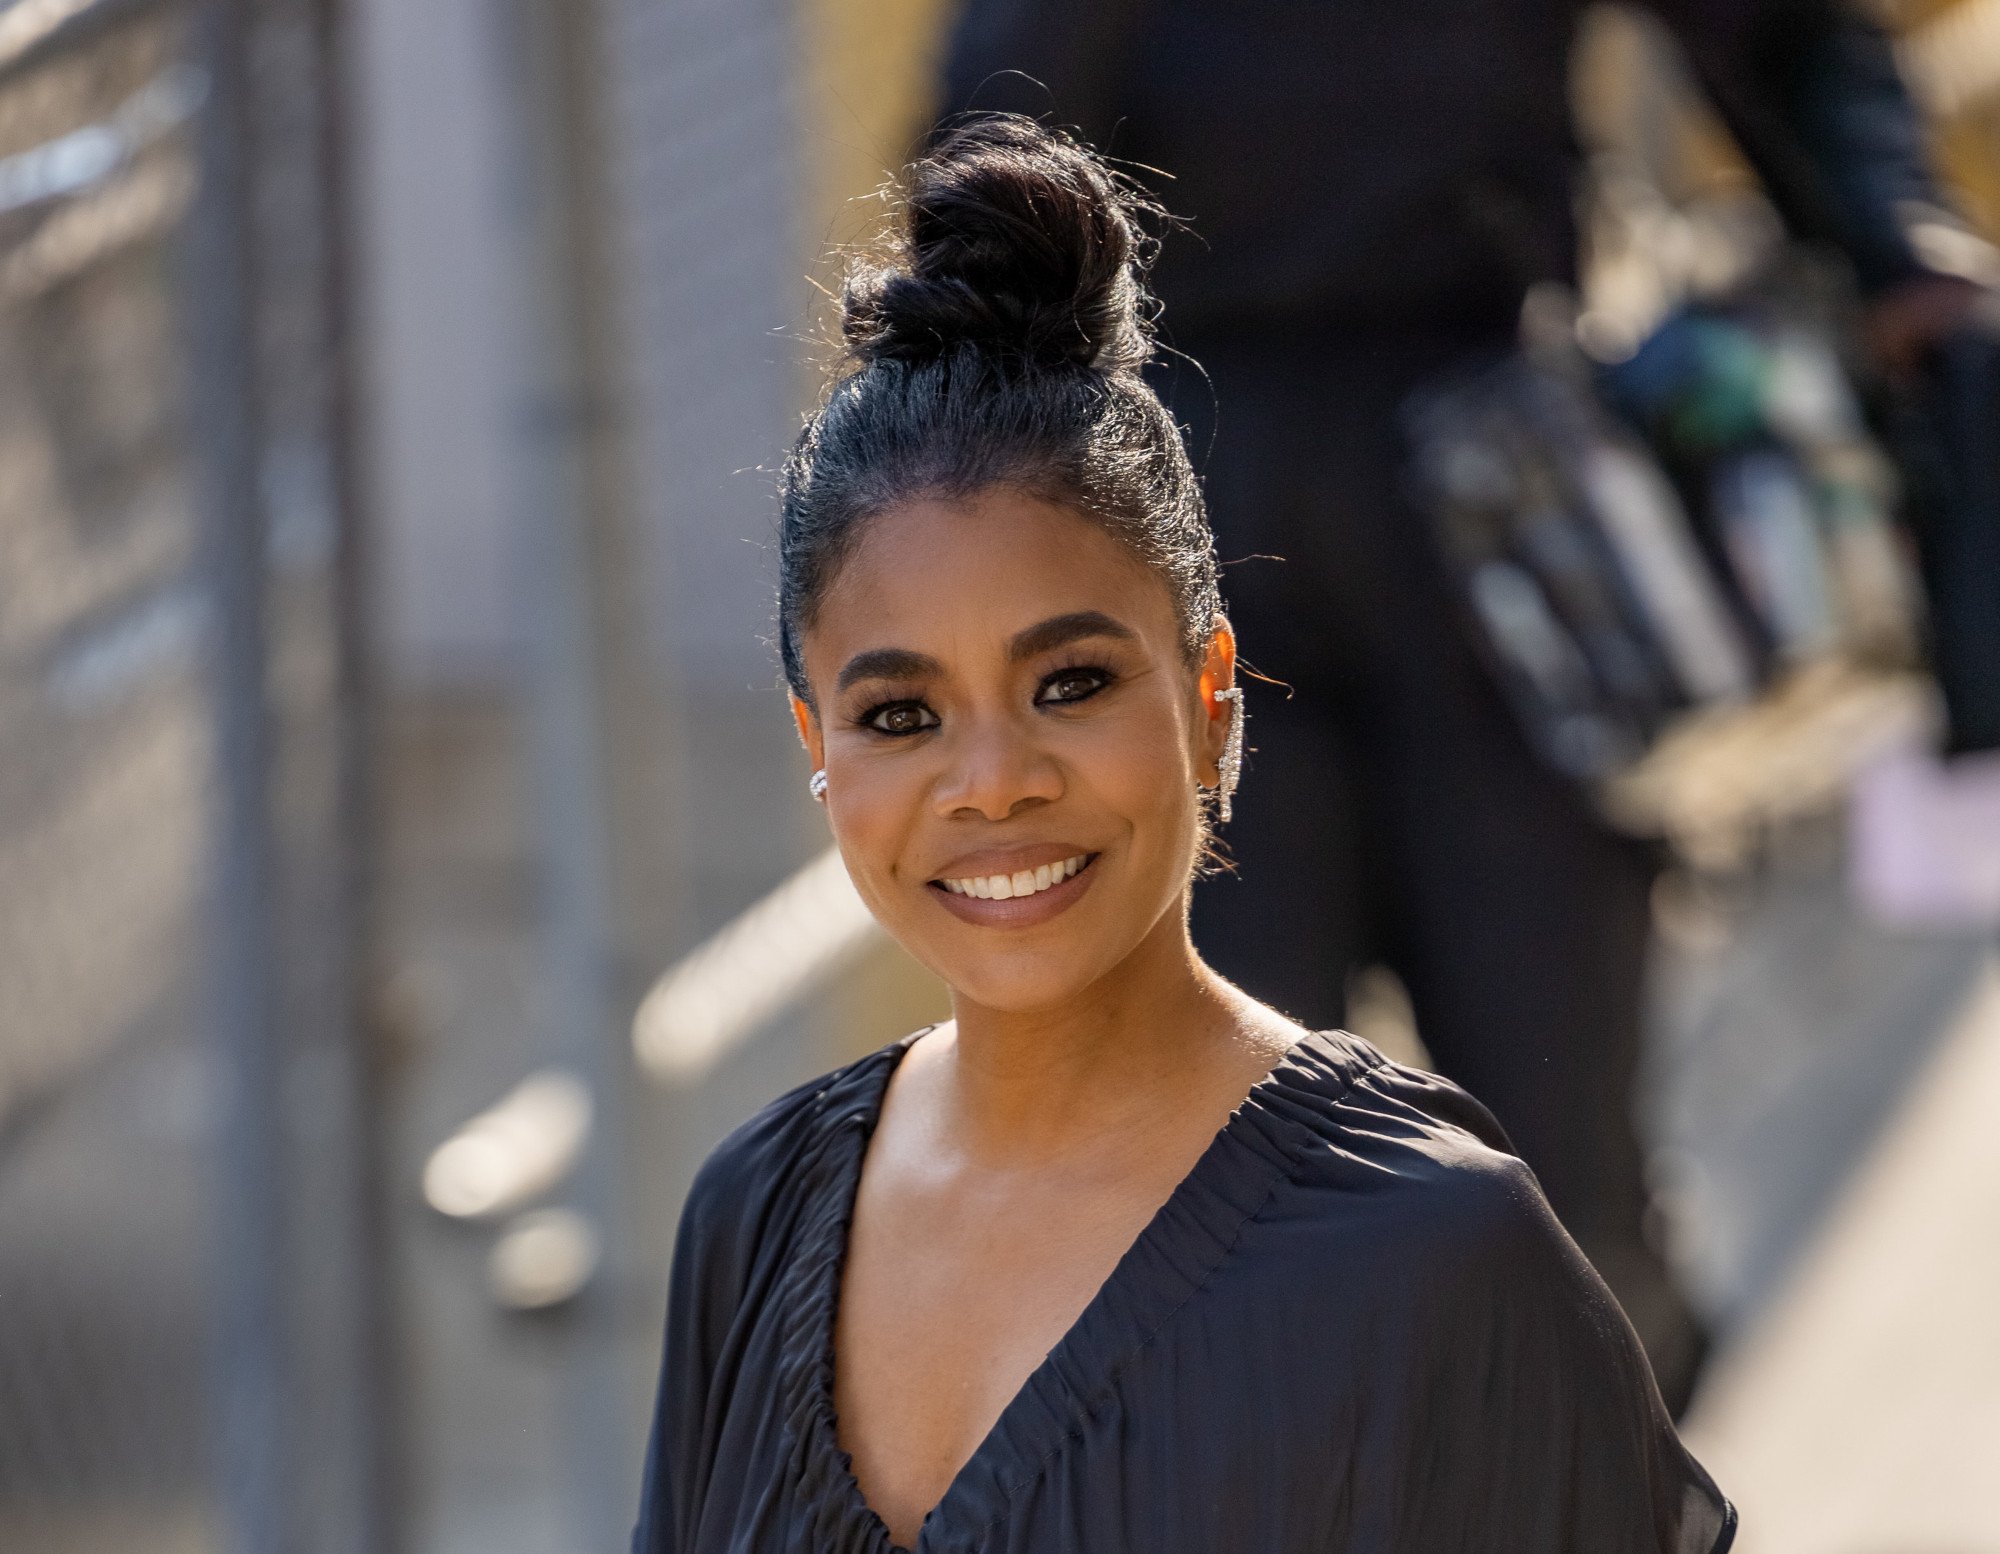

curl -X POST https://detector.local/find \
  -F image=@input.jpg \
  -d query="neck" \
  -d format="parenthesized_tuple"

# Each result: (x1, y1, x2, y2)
(930, 897, 1282, 1164)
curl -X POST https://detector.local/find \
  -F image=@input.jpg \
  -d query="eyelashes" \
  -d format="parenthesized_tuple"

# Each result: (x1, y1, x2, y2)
(1035, 663, 1113, 705)
(855, 699, 938, 736)
(848, 662, 1117, 736)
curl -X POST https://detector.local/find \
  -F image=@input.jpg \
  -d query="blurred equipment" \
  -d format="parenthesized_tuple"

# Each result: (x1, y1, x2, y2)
(1403, 283, 1938, 866)
(634, 846, 884, 1087)
(421, 1067, 592, 1222)
(1602, 300, 1920, 669)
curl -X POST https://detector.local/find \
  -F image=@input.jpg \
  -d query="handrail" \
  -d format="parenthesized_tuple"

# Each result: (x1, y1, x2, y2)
(633, 846, 883, 1086)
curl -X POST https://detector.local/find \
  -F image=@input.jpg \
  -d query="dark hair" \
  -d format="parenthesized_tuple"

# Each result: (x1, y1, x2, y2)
(777, 115, 1220, 704)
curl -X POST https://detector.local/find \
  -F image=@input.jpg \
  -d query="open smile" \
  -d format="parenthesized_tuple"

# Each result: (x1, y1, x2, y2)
(938, 853, 1089, 899)
(927, 852, 1100, 926)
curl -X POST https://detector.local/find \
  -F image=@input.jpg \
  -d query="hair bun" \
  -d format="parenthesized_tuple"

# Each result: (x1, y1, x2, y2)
(843, 115, 1158, 374)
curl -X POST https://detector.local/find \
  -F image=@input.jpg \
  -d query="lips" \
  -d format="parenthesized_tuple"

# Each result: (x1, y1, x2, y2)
(926, 848, 1101, 927)
(938, 853, 1089, 900)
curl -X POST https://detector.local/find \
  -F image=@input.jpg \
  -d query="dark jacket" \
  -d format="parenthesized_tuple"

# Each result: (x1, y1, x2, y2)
(942, 0, 1946, 342)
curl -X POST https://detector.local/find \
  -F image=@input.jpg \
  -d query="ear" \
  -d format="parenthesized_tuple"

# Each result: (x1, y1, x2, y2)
(1195, 616, 1238, 784)
(790, 693, 826, 771)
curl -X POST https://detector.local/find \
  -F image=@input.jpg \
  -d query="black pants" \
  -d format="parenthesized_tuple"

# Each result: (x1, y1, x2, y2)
(1169, 333, 1703, 1405)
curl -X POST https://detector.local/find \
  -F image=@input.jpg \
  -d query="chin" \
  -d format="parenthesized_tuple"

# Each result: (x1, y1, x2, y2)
(944, 967, 1100, 1017)
(926, 933, 1125, 1015)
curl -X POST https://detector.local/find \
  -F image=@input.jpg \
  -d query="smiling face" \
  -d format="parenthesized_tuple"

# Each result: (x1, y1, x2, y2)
(793, 489, 1235, 1016)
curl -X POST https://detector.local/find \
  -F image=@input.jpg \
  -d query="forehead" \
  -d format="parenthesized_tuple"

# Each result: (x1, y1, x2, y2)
(810, 490, 1181, 661)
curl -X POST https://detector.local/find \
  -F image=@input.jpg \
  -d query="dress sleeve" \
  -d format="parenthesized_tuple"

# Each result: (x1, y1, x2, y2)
(1345, 1064, 1735, 1552)
(631, 1057, 845, 1554)
(631, 1151, 750, 1554)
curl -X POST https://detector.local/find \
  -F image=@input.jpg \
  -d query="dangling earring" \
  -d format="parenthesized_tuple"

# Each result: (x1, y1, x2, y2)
(1212, 686, 1244, 823)
(808, 769, 828, 803)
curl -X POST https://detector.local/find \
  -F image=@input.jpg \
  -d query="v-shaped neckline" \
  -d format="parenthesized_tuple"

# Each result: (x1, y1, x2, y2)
(778, 1028, 1369, 1554)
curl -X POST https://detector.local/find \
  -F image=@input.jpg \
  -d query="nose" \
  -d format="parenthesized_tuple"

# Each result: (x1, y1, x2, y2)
(932, 713, 1063, 822)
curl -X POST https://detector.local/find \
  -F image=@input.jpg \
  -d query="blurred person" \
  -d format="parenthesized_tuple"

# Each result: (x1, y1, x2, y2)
(940, 0, 1984, 1408)
(633, 120, 1732, 1554)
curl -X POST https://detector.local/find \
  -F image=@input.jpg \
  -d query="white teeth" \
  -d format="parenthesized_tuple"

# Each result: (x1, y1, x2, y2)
(940, 855, 1090, 901)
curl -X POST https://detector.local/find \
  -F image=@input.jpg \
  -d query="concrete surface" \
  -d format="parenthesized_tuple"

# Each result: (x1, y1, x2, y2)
(1684, 959, 2000, 1553)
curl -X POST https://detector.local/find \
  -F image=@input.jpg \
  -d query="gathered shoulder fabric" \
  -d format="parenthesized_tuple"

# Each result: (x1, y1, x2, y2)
(633, 1031, 1734, 1554)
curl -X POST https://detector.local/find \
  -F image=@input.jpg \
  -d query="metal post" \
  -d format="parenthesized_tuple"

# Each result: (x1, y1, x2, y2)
(317, 0, 404, 1542)
(189, 0, 290, 1548)
(491, 0, 636, 1545)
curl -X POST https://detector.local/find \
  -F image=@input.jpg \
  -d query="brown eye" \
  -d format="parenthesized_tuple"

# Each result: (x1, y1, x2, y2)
(1037, 667, 1111, 705)
(863, 700, 938, 735)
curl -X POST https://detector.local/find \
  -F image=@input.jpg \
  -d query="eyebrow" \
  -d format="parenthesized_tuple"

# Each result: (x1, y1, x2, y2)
(1007, 610, 1137, 663)
(835, 647, 941, 694)
(833, 611, 1138, 695)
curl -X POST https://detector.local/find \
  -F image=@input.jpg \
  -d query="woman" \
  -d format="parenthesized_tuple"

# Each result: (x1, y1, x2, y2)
(633, 117, 1733, 1554)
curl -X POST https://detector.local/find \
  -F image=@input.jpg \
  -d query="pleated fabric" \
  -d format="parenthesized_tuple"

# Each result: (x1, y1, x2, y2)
(633, 1031, 1734, 1554)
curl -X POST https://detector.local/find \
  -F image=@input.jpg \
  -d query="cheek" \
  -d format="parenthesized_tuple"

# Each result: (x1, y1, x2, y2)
(1082, 693, 1203, 851)
(823, 748, 932, 904)
(1096, 718, 1190, 812)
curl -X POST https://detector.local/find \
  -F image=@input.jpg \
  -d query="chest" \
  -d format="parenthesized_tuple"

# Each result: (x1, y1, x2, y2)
(831, 1167, 1178, 1545)
(686, 1187, 1382, 1554)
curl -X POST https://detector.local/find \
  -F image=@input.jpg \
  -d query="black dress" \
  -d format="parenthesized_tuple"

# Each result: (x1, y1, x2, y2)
(632, 1030, 1734, 1554)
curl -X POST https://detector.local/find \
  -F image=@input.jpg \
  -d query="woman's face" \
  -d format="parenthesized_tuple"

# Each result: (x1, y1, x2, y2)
(793, 489, 1234, 1015)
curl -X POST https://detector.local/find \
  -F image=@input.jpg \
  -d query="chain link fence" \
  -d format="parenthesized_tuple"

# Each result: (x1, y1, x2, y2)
(0, 0, 389, 1549)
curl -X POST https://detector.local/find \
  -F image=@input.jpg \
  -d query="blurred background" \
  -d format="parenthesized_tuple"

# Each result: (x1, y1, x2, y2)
(0, 0, 1995, 1551)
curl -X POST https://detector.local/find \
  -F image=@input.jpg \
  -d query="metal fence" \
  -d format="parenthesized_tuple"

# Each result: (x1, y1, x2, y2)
(0, 0, 390, 1550)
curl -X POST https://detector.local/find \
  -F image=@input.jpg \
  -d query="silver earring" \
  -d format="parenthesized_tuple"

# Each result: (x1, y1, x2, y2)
(808, 769, 828, 803)
(1213, 687, 1244, 823)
